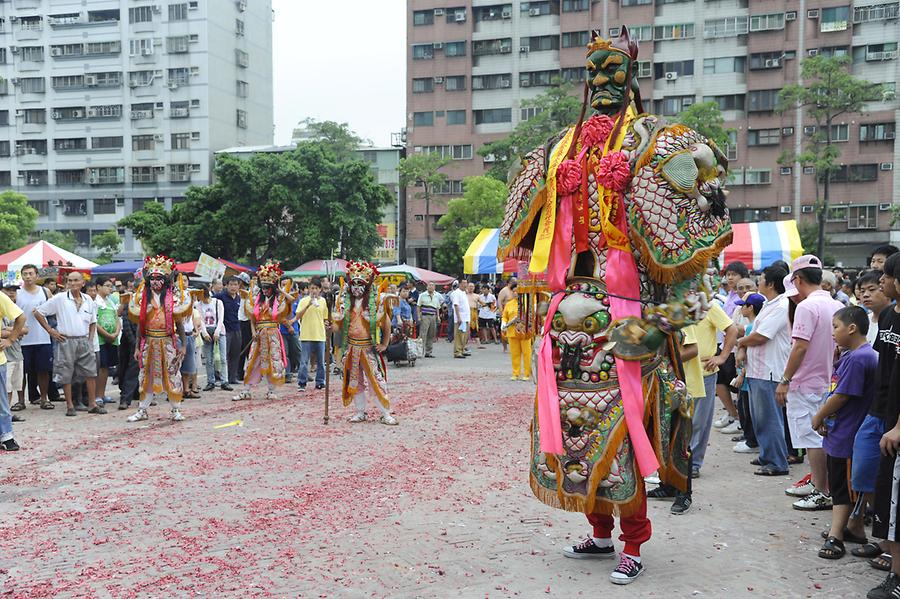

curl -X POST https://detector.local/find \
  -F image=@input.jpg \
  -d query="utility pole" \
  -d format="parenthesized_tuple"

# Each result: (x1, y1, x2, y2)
(391, 129, 408, 264)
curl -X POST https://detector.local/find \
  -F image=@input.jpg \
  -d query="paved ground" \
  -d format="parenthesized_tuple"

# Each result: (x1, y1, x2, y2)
(0, 339, 889, 598)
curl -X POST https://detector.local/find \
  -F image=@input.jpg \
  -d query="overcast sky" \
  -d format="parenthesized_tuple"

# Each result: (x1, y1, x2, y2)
(272, 0, 407, 147)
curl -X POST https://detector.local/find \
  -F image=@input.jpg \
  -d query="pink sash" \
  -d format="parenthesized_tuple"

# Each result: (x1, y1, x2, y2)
(536, 293, 565, 454)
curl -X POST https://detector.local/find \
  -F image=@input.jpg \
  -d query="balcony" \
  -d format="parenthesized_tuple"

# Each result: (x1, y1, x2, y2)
(132, 172, 159, 184)
(16, 148, 47, 164)
(170, 173, 192, 183)
(13, 0, 41, 10)
(14, 23, 43, 42)
(170, 108, 190, 118)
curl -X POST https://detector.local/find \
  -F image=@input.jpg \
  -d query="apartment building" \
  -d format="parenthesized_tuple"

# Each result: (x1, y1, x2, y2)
(0, 0, 273, 259)
(407, 0, 900, 267)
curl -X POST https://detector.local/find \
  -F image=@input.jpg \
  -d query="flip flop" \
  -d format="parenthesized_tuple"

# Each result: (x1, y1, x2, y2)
(852, 542, 883, 558)
(818, 536, 845, 560)
(870, 553, 892, 571)
(821, 528, 868, 544)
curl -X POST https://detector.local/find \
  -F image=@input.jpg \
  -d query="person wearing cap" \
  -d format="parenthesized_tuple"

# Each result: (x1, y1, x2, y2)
(775, 255, 844, 510)
(0, 280, 26, 451)
(737, 264, 792, 477)
(732, 291, 765, 455)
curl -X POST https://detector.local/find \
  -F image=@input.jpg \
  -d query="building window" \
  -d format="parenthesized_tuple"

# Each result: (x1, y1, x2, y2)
(473, 38, 513, 56)
(63, 200, 88, 216)
(854, 3, 900, 23)
(23, 109, 46, 124)
(747, 128, 781, 146)
(53, 107, 85, 121)
(413, 10, 434, 26)
(236, 80, 248, 97)
(90, 105, 122, 119)
(236, 49, 249, 68)
(412, 44, 434, 60)
(474, 108, 512, 125)
(20, 77, 46, 93)
(860, 122, 896, 142)
(654, 60, 694, 79)
(703, 16, 749, 38)
(562, 0, 589, 11)
(132, 135, 155, 151)
(444, 41, 466, 57)
(17, 140, 47, 156)
(132, 167, 159, 183)
(749, 52, 783, 70)
(235, 19, 245, 36)
(412, 78, 434, 93)
(445, 75, 466, 91)
(520, 70, 558, 87)
(130, 38, 153, 56)
(236, 109, 247, 128)
(474, 5, 513, 21)
(854, 43, 899, 62)
(521, 107, 543, 121)
(432, 180, 464, 195)
(472, 73, 512, 90)
(520, 1, 553, 16)
(21, 46, 44, 62)
(562, 31, 590, 48)
(446, 110, 466, 125)
(168, 68, 190, 86)
(413, 112, 434, 127)
(848, 205, 877, 229)
(522, 35, 560, 52)
(653, 96, 695, 116)
(821, 6, 851, 32)
(828, 164, 879, 183)
(819, 46, 849, 58)
(94, 199, 116, 215)
(725, 131, 738, 161)
(0, 142, 9, 157)
(748, 89, 779, 112)
(703, 56, 746, 74)
(0, 112, 8, 126)
(621, 0, 652, 5)
(54, 138, 87, 152)
(414, 144, 473, 160)
(129, 6, 153, 23)
(52, 75, 83, 90)
(167, 36, 190, 53)
(29, 201, 49, 216)
(129, 70, 155, 86)
(703, 94, 745, 111)
(171, 101, 191, 117)
(829, 124, 850, 142)
(92, 136, 123, 150)
(744, 169, 772, 185)
(169, 164, 197, 182)
(561, 67, 584, 82)
(21, 171, 48, 186)
(169, 3, 189, 21)
(171, 132, 191, 149)
(749, 13, 785, 32)
(654, 23, 695, 41)
(87, 167, 125, 185)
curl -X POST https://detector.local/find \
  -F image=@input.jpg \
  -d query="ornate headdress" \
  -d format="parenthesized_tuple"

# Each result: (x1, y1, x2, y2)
(257, 261, 283, 285)
(346, 260, 378, 284)
(587, 25, 638, 60)
(143, 254, 175, 277)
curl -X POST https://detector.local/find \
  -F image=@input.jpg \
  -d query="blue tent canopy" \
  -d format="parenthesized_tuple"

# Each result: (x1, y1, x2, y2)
(91, 260, 145, 275)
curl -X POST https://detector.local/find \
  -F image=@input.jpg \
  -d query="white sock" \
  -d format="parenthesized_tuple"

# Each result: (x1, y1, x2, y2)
(622, 553, 641, 563)
(592, 537, 613, 548)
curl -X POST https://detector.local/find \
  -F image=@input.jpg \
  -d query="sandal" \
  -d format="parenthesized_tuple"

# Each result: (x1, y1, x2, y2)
(852, 542, 883, 558)
(821, 528, 868, 544)
(10, 402, 25, 412)
(818, 536, 845, 559)
(788, 455, 805, 465)
(40, 401, 55, 410)
(870, 553, 892, 571)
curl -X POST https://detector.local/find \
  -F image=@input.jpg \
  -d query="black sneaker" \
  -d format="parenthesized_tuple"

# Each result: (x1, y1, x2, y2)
(0, 439, 20, 451)
(609, 554, 644, 585)
(868, 573, 900, 599)
(74, 403, 89, 412)
(88, 406, 108, 415)
(203, 383, 216, 392)
(671, 493, 692, 515)
(315, 384, 325, 390)
(298, 384, 307, 392)
(562, 537, 616, 559)
(221, 384, 234, 391)
(11, 414, 25, 423)
(647, 485, 676, 499)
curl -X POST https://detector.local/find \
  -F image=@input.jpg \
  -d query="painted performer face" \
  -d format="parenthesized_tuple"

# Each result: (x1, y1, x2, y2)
(149, 274, 166, 293)
(261, 283, 275, 297)
(586, 48, 633, 115)
(350, 282, 366, 298)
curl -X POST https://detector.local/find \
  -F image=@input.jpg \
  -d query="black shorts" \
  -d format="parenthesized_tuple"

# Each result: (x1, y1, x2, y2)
(22, 343, 52, 373)
(98, 343, 119, 369)
(716, 352, 737, 389)
(873, 452, 900, 541)
(478, 317, 495, 329)
(827, 455, 851, 506)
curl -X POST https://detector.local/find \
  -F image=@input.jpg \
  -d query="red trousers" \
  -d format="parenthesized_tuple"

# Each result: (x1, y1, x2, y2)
(586, 494, 651, 556)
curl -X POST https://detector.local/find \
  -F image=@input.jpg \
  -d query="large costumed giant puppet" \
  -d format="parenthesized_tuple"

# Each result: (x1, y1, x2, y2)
(499, 27, 732, 584)
(331, 261, 398, 425)
(232, 261, 295, 401)
(126, 255, 193, 422)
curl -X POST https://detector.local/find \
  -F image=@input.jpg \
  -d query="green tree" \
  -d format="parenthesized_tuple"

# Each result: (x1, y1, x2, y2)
(37, 230, 78, 253)
(433, 176, 507, 275)
(399, 153, 449, 270)
(294, 118, 372, 160)
(118, 201, 176, 257)
(673, 101, 733, 149)
(777, 55, 882, 259)
(91, 229, 122, 264)
(0, 191, 38, 253)
(478, 80, 583, 181)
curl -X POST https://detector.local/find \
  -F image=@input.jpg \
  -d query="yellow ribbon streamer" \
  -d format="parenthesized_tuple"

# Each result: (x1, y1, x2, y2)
(214, 419, 243, 429)
(529, 128, 577, 274)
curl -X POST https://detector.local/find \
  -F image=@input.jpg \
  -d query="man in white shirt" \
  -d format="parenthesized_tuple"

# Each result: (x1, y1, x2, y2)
(449, 280, 471, 359)
(33, 272, 106, 417)
(477, 283, 498, 345)
(15, 264, 56, 410)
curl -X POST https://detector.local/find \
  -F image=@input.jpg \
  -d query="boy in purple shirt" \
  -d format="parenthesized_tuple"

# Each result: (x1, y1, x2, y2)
(812, 306, 878, 559)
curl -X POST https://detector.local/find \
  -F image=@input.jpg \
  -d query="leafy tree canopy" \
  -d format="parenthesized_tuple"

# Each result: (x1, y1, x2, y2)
(0, 191, 38, 253)
(91, 229, 122, 265)
(434, 176, 507, 275)
(673, 101, 733, 149)
(37, 230, 78, 254)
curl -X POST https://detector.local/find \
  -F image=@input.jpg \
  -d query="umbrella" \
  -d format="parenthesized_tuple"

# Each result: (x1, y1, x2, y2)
(720, 220, 804, 271)
(289, 259, 348, 277)
(378, 264, 455, 285)
(0, 241, 97, 272)
(464, 229, 518, 274)
(91, 260, 146, 275)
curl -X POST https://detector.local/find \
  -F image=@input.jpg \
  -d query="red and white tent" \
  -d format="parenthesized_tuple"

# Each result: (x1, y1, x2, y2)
(0, 241, 97, 272)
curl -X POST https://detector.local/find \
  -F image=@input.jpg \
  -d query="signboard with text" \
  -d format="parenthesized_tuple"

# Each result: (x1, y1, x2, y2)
(374, 223, 398, 263)
(195, 253, 227, 281)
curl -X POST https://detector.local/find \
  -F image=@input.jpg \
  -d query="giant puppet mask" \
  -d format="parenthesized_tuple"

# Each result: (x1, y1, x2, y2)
(499, 26, 731, 517)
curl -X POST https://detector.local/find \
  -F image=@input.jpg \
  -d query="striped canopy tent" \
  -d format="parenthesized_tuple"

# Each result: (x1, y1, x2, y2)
(0, 241, 97, 272)
(285, 259, 348, 278)
(378, 264, 455, 285)
(720, 220, 804, 271)
(464, 229, 519, 275)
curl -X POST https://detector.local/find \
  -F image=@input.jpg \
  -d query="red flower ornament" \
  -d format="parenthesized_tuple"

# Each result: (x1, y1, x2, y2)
(580, 115, 615, 149)
(597, 151, 631, 192)
(556, 159, 582, 195)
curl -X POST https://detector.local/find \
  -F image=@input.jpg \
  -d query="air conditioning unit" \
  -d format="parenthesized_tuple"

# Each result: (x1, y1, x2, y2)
(169, 82, 179, 89)
(152, 4, 162, 13)
(608, 27, 621, 37)
(682, 97, 694, 107)
(434, 8, 444, 16)
(501, 9, 511, 19)
(72, 110, 82, 118)
(801, 205, 814, 213)
(88, 175, 99, 184)
(665, 71, 678, 81)
(9, 17, 18, 23)
(529, 8, 541, 16)
(50, 48, 62, 57)
(51, 111, 60, 119)
(455, 12, 466, 22)
(780, 206, 792, 214)
(880, 203, 892, 211)
(10, 46, 18, 54)
(807, 48, 819, 56)
(128, 81, 138, 88)
(782, 127, 794, 136)
(785, 11, 797, 21)
(499, 46, 512, 53)
(520, 45, 530, 53)
(153, 134, 164, 142)
(10, 78, 18, 85)
(433, 76, 444, 83)
(141, 48, 153, 56)
(130, 111, 142, 119)
(85, 75, 97, 86)
(433, 42, 443, 49)
(780, 166, 792, 175)
(764, 59, 780, 68)
(14, 109, 23, 117)
(521, 80, 531, 87)
(887, 131, 896, 139)
(87, 108, 98, 117)
(807, 9, 819, 19)
(881, 162, 894, 171)
(803, 125, 817, 135)
(483, 153, 496, 163)
(500, 79, 511, 88)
